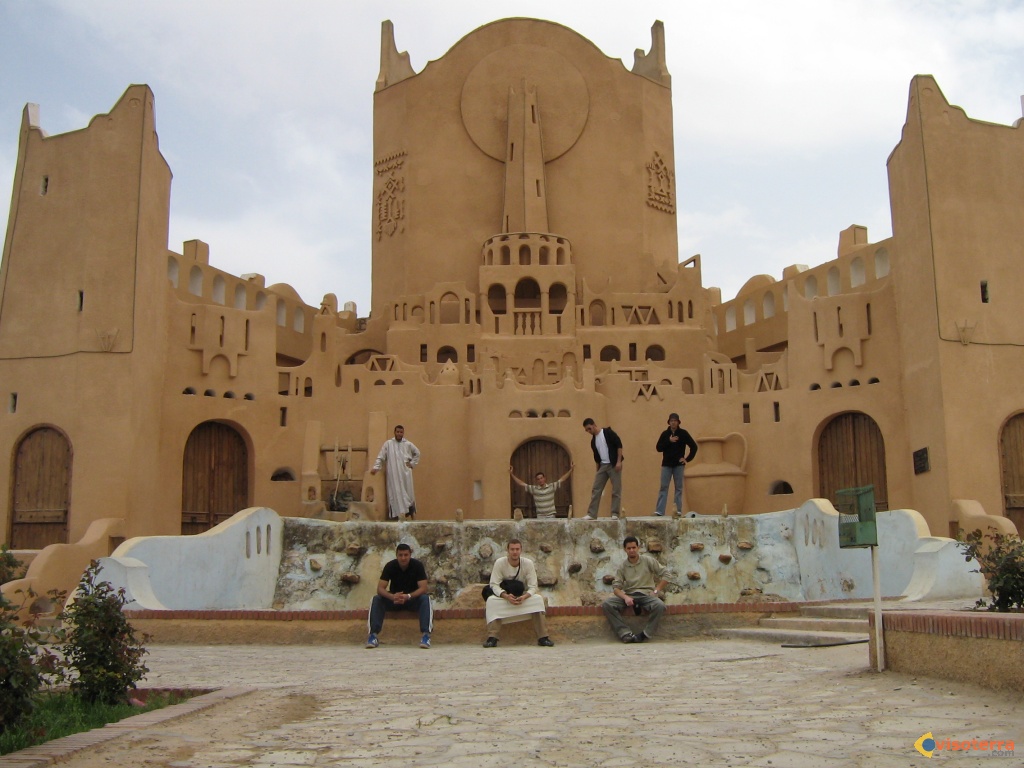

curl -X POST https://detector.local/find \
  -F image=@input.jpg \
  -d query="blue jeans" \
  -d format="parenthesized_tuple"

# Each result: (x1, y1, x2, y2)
(655, 465, 684, 515)
(368, 594, 433, 635)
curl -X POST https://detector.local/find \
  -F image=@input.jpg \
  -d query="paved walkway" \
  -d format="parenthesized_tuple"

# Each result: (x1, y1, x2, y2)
(5, 635, 1020, 767)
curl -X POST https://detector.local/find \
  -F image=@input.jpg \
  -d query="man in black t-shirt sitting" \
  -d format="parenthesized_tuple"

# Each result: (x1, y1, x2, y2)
(367, 543, 433, 649)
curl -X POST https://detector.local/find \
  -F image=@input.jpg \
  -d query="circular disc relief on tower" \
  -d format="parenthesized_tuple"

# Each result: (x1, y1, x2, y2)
(460, 44, 590, 162)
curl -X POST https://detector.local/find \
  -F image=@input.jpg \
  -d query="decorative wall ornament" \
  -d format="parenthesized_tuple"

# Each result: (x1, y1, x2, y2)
(955, 319, 976, 346)
(96, 328, 118, 351)
(645, 151, 675, 214)
(374, 151, 407, 240)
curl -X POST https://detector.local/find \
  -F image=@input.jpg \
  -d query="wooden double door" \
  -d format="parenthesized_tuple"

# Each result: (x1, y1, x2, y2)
(510, 439, 572, 518)
(8, 427, 71, 549)
(817, 412, 888, 511)
(181, 421, 249, 535)
(999, 414, 1024, 534)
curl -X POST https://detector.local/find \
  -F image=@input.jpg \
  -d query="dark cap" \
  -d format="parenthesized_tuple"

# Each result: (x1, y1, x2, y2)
(667, 413, 680, 423)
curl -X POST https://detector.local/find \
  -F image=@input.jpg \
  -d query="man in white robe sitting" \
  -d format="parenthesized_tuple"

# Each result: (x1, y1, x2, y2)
(483, 539, 554, 647)
(370, 425, 420, 520)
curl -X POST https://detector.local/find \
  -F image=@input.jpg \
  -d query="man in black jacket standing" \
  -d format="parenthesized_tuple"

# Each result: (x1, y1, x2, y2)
(654, 412, 698, 516)
(583, 418, 624, 519)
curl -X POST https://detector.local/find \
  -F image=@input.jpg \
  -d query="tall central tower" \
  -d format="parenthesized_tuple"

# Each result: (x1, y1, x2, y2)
(501, 80, 549, 234)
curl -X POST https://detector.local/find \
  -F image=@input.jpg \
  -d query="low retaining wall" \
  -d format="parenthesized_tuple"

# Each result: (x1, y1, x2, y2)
(870, 610, 1024, 692)
(125, 600, 811, 645)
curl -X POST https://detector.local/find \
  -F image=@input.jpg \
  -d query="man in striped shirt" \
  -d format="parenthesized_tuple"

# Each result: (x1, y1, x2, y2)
(509, 463, 574, 518)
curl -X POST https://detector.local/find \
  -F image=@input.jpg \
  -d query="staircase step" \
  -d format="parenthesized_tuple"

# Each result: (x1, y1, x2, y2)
(716, 627, 870, 647)
(760, 616, 869, 633)
(798, 604, 873, 620)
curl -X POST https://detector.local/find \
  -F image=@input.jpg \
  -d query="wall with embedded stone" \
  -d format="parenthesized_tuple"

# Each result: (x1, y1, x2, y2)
(97, 500, 984, 611)
(272, 500, 984, 610)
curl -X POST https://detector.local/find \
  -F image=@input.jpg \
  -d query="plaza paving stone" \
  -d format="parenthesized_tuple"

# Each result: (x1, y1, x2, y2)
(2, 638, 1020, 767)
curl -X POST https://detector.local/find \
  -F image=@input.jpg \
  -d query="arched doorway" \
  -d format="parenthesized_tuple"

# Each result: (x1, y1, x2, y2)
(181, 421, 249, 534)
(817, 412, 888, 511)
(510, 439, 572, 518)
(9, 426, 71, 549)
(998, 413, 1024, 533)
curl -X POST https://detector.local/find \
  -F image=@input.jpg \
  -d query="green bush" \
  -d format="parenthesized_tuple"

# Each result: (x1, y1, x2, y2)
(59, 561, 149, 705)
(960, 527, 1024, 612)
(0, 592, 42, 730)
(0, 544, 25, 585)
(0, 551, 63, 733)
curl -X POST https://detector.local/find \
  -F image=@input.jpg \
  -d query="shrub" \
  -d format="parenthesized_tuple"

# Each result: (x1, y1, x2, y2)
(0, 544, 25, 585)
(59, 561, 149, 705)
(0, 552, 63, 734)
(0, 591, 42, 730)
(959, 527, 1024, 612)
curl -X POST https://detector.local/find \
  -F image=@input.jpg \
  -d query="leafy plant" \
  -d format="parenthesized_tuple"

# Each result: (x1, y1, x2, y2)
(959, 527, 1024, 612)
(0, 544, 25, 585)
(59, 561, 149, 705)
(0, 563, 64, 733)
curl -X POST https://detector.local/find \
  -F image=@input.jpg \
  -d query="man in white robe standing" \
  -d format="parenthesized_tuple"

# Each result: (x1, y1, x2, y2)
(370, 425, 421, 520)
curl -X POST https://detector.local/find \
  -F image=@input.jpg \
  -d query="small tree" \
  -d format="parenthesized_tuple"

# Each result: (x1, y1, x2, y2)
(960, 527, 1024, 612)
(59, 561, 149, 705)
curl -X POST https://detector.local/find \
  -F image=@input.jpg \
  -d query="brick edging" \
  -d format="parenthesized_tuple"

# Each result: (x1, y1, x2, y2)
(870, 610, 1024, 641)
(124, 599, 835, 622)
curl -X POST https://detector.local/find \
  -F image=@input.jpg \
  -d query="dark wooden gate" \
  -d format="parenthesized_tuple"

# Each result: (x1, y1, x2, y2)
(181, 421, 248, 535)
(510, 439, 572, 518)
(817, 412, 888, 511)
(999, 413, 1024, 533)
(9, 427, 71, 549)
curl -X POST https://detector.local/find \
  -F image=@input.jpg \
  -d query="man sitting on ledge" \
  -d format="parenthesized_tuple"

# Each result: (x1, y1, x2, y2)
(484, 539, 554, 647)
(366, 543, 432, 649)
(602, 536, 670, 643)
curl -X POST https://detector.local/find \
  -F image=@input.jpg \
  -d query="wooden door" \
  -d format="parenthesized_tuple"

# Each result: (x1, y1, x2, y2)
(510, 439, 572, 518)
(9, 427, 71, 549)
(999, 413, 1024, 533)
(181, 421, 248, 534)
(817, 412, 888, 511)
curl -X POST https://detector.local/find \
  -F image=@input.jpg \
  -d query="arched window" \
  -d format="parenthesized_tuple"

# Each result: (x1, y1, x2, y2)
(589, 301, 606, 326)
(804, 275, 818, 299)
(763, 292, 776, 319)
(600, 345, 620, 362)
(827, 267, 840, 296)
(514, 278, 541, 308)
(850, 257, 866, 288)
(212, 275, 226, 305)
(437, 346, 458, 363)
(549, 283, 567, 314)
(874, 248, 890, 278)
(645, 345, 665, 361)
(488, 285, 507, 315)
(743, 299, 755, 325)
(439, 292, 460, 324)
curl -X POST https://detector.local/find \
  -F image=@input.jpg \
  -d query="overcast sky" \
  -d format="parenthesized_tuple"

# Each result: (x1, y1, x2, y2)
(2, 1, 1022, 312)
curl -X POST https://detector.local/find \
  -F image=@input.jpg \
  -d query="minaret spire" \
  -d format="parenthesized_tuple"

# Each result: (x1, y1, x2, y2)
(501, 80, 549, 234)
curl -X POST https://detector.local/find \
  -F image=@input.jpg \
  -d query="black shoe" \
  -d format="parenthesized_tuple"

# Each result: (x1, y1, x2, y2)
(537, 637, 554, 647)
(620, 633, 636, 643)
(483, 637, 498, 648)
(632, 632, 648, 643)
